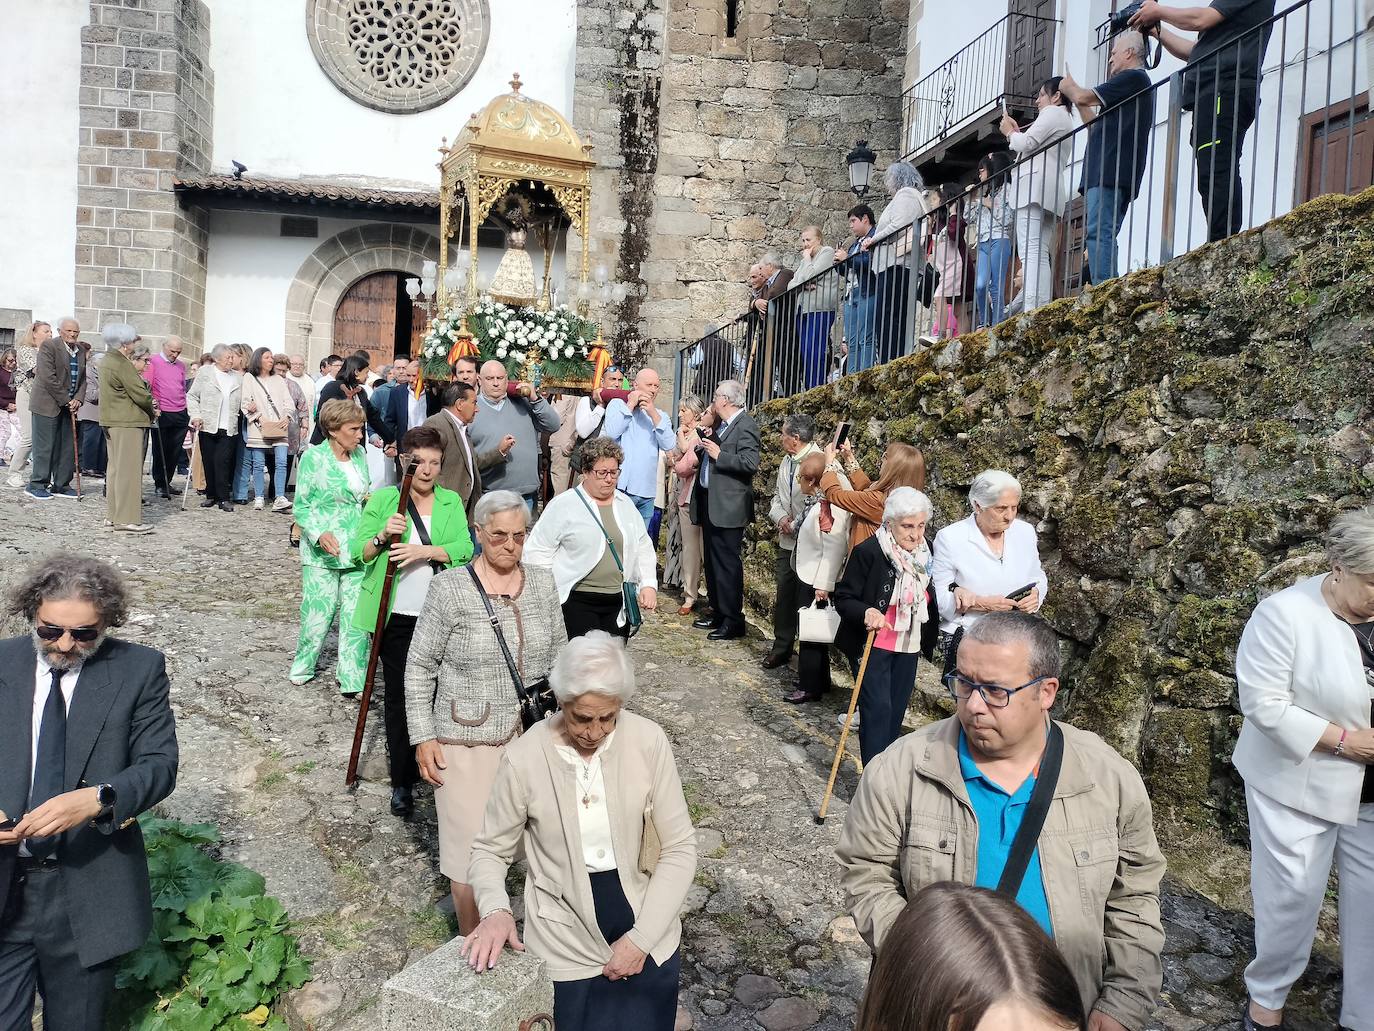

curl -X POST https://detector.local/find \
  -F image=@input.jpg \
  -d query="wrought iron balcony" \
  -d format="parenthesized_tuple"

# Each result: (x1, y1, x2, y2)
(900, 12, 1060, 169)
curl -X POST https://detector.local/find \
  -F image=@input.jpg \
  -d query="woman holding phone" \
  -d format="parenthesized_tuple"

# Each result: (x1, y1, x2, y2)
(821, 437, 927, 552)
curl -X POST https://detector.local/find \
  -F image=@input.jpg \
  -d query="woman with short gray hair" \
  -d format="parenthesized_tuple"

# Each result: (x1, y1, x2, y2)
(185, 342, 243, 510)
(865, 161, 930, 365)
(930, 469, 1047, 636)
(97, 323, 156, 533)
(465, 633, 697, 1031)
(835, 486, 937, 761)
(1233, 506, 1374, 1031)
(405, 487, 564, 936)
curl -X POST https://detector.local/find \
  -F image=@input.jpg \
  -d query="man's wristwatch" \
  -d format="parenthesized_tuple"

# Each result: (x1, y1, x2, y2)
(96, 783, 116, 819)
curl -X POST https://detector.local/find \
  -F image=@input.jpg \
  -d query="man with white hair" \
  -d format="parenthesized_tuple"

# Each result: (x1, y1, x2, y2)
(688, 380, 761, 641)
(25, 318, 87, 501)
(1059, 32, 1155, 285)
(143, 335, 189, 499)
(602, 367, 674, 526)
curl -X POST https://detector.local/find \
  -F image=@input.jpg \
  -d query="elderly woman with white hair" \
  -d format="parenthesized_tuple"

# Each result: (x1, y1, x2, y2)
(463, 631, 697, 1031)
(834, 486, 937, 762)
(405, 489, 565, 935)
(863, 160, 928, 365)
(186, 343, 243, 511)
(96, 324, 156, 533)
(1233, 507, 1374, 1031)
(930, 469, 1047, 646)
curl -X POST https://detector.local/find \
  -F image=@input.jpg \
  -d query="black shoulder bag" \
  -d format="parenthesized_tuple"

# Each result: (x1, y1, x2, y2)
(996, 721, 1064, 898)
(466, 564, 558, 731)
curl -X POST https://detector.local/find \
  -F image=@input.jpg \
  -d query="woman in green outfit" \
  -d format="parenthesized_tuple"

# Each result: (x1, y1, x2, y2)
(290, 398, 372, 695)
(353, 425, 473, 818)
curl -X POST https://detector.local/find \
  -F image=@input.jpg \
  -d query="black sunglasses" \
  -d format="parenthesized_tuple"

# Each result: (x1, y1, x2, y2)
(36, 622, 101, 642)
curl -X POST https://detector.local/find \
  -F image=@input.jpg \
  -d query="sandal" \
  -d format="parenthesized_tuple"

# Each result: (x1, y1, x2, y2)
(783, 688, 824, 705)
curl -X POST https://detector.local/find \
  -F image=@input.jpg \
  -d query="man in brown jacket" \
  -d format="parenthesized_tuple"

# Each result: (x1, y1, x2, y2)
(422, 380, 489, 523)
(836, 612, 1165, 1031)
(26, 317, 87, 500)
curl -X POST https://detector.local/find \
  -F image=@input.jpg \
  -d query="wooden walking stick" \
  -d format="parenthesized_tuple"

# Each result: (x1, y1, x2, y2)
(816, 629, 876, 824)
(346, 456, 419, 787)
(69, 408, 82, 501)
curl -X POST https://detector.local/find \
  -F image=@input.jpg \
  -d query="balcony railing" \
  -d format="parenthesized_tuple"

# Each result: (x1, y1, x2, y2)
(677, 0, 1371, 411)
(900, 12, 1061, 164)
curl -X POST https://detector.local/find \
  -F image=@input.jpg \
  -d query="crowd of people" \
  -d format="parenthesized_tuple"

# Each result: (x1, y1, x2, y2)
(716, 0, 1276, 397)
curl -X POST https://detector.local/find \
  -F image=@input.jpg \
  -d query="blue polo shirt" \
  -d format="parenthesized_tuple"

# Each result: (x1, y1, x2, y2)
(958, 729, 1054, 936)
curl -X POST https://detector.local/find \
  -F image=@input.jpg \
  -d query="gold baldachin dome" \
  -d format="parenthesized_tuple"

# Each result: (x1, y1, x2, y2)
(456, 72, 592, 165)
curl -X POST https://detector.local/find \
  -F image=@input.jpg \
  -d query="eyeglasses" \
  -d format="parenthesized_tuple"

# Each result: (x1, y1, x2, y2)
(942, 672, 1048, 708)
(482, 530, 527, 545)
(36, 622, 101, 642)
(587, 468, 620, 480)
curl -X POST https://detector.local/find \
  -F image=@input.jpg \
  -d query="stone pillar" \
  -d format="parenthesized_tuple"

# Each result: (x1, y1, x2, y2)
(76, 0, 213, 351)
(378, 938, 555, 1031)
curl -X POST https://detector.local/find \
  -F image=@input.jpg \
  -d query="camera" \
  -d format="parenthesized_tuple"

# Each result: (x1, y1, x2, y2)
(1108, 1, 1143, 34)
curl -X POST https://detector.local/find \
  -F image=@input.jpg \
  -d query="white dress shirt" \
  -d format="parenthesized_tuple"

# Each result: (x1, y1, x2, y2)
(555, 732, 617, 873)
(24, 655, 83, 856)
(443, 409, 474, 469)
(407, 390, 427, 433)
(930, 514, 1048, 633)
(574, 396, 607, 438)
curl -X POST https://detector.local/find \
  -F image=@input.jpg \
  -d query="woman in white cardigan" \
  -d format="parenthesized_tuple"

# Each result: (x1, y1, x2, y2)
(1000, 77, 1075, 313)
(525, 436, 658, 640)
(1234, 507, 1374, 1031)
(787, 452, 853, 703)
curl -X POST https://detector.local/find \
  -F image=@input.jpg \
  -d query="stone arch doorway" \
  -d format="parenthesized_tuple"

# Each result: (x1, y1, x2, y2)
(283, 222, 439, 365)
(333, 270, 427, 371)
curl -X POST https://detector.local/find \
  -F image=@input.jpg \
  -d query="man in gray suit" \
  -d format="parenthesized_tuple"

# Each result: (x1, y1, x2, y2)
(0, 556, 178, 1029)
(689, 379, 762, 640)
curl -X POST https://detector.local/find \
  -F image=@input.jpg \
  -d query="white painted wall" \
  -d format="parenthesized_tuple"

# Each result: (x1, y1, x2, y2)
(0, 0, 87, 323)
(208, 0, 579, 184)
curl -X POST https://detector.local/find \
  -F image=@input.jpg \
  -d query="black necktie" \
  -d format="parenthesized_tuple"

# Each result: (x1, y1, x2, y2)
(28, 669, 68, 858)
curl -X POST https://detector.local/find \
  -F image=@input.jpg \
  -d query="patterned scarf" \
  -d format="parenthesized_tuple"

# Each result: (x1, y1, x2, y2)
(876, 525, 930, 634)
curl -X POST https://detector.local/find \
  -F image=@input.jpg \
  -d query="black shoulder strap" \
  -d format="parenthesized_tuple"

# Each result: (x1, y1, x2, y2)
(996, 721, 1064, 898)
(406, 498, 445, 573)
(465, 564, 530, 705)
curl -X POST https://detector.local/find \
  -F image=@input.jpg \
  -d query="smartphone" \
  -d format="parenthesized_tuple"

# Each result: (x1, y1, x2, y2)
(0, 816, 16, 832)
(833, 421, 851, 448)
(1005, 583, 1036, 602)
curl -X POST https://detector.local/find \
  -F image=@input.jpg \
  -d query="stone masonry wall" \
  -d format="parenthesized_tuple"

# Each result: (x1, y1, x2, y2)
(76, 0, 213, 351)
(574, 0, 908, 378)
(741, 188, 1374, 865)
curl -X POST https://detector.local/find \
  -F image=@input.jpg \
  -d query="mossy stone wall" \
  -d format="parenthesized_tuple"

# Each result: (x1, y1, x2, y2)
(742, 188, 1374, 848)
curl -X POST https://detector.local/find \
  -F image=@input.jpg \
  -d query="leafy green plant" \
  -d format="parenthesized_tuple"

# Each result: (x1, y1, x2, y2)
(110, 817, 312, 1031)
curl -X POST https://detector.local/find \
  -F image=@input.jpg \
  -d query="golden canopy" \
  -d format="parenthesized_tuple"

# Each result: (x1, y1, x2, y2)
(436, 72, 595, 310)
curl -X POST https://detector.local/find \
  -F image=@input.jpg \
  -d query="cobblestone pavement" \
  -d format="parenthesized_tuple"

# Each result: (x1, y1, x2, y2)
(0, 484, 1344, 1030)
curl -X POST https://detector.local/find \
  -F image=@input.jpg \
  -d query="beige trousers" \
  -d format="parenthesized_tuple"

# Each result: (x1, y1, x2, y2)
(105, 427, 145, 525)
(679, 510, 703, 602)
(547, 395, 579, 496)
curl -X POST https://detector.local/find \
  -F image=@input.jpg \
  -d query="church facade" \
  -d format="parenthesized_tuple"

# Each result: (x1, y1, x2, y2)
(0, 0, 907, 377)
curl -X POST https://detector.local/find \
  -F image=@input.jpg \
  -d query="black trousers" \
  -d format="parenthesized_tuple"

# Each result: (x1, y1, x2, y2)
(78, 420, 106, 474)
(796, 579, 834, 696)
(857, 648, 919, 765)
(150, 409, 190, 490)
(379, 614, 420, 789)
(198, 429, 236, 503)
(874, 265, 911, 365)
(1190, 82, 1258, 243)
(0, 862, 118, 1031)
(562, 589, 629, 641)
(699, 493, 746, 635)
(770, 547, 803, 655)
(28, 411, 75, 491)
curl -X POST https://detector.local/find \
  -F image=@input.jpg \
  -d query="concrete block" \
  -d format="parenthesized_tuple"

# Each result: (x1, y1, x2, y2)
(378, 938, 553, 1031)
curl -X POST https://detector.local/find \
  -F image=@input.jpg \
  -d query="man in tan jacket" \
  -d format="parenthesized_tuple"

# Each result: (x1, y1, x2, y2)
(836, 612, 1165, 1031)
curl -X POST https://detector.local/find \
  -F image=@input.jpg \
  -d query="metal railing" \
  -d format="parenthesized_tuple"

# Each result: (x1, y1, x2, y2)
(900, 12, 1061, 163)
(676, 0, 1370, 409)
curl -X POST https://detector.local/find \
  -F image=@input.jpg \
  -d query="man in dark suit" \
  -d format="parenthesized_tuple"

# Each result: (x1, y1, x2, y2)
(689, 379, 762, 640)
(0, 555, 178, 1029)
(422, 381, 489, 522)
(384, 360, 440, 442)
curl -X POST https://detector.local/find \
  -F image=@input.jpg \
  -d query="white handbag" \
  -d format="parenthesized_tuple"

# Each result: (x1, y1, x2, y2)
(798, 599, 841, 644)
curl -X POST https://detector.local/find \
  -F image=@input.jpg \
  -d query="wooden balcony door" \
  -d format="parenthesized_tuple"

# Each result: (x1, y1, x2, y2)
(1007, 0, 1058, 117)
(1297, 93, 1373, 204)
(332, 271, 422, 368)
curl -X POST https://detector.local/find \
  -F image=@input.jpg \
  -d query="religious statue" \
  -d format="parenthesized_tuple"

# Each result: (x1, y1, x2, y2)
(489, 210, 538, 308)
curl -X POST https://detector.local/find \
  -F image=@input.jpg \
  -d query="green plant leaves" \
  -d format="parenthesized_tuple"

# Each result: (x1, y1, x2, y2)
(115, 817, 313, 1031)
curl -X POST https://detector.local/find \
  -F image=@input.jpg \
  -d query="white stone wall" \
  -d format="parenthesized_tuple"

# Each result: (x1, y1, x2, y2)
(0, 0, 88, 323)
(208, 0, 578, 183)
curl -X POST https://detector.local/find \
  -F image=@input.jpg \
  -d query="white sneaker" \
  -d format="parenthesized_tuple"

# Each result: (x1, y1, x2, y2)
(114, 523, 154, 534)
(272, 496, 292, 513)
(837, 711, 860, 728)
(253, 498, 264, 511)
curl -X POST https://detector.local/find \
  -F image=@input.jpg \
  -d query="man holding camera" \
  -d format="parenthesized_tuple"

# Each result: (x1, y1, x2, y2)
(1129, 0, 1276, 243)
(602, 367, 675, 527)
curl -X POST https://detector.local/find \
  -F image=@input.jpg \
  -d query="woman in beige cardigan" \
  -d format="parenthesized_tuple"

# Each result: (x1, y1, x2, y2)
(463, 632, 697, 1031)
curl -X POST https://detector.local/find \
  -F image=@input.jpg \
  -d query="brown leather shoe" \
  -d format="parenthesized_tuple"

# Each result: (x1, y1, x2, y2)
(761, 650, 793, 670)
(677, 603, 693, 616)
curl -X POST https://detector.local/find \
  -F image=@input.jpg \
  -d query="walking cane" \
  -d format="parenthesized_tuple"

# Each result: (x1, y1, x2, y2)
(346, 456, 419, 787)
(816, 629, 876, 824)
(181, 431, 199, 511)
(68, 408, 82, 501)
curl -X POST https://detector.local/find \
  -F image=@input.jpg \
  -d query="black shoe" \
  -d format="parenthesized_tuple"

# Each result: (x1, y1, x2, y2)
(156, 488, 171, 499)
(691, 599, 712, 615)
(199, 498, 217, 508)
(1239, 1001, 1284, 1030)
(692, 616, 721, 630)
(708, 627, 745, 641)
(390, 785, 414, 818)
(761, 650, 793, 670)
(783, 688, 824, 704)
(218, 501, 233, 512)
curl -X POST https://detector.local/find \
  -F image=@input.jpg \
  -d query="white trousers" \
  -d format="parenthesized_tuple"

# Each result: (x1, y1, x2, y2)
(1245, 784, 1374, 1028)
(1014, 204, 1058, 310)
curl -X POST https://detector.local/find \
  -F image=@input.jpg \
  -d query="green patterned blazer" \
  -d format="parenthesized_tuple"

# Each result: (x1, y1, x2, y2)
(293, 441, 371, 570)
